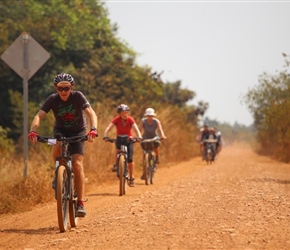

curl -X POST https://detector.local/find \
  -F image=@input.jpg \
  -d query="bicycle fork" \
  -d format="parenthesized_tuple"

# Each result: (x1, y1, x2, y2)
(147, 151, 156, 171)
(54, 158, 73, 201)
(117, 145, 129, 178)
(116, 153, 129, 179)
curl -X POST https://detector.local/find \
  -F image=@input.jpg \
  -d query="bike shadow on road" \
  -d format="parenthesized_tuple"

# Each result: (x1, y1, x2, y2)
(250, 178, 290, 184)
(88, 193, 119, 197)
(1, 226, 57, 235)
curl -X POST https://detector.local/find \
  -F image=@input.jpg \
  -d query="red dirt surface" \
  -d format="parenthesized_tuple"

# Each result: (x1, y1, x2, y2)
(1, 143, 290, 250)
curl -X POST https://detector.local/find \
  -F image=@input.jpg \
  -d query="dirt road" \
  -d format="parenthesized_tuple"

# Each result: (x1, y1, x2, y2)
(1, 143, 290, 250)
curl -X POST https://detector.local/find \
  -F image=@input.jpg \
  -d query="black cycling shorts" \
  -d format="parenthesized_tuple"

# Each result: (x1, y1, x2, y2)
(53, 128, 86, 155)
(116, 141, 134, 163)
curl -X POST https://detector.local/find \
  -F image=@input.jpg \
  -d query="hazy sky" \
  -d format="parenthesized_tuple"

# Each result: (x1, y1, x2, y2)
(105, 1, 290, 126)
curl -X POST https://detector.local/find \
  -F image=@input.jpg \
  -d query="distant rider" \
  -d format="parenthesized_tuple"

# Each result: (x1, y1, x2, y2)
(200, 124, 209, 160)
(203, 127, 217, 160)
(215, 127, 222, 155)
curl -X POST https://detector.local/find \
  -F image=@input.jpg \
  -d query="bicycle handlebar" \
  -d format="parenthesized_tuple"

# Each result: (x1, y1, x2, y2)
(203, 139, 217, 143)
(141, 136, 164, 143)
(37, 135, 88, 144)
(104, 137, 138, 144)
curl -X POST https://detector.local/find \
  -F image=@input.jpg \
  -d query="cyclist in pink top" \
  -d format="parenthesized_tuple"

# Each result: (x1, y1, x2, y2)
(103, 104, 142, 187)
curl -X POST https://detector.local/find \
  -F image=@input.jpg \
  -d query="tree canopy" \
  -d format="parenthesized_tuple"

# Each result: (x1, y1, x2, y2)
(244, 54, 290, 161)
(0, 0, 206, 144)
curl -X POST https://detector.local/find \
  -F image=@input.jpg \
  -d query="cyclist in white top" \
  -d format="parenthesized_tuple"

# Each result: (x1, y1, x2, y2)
(138, 108, 166, 179)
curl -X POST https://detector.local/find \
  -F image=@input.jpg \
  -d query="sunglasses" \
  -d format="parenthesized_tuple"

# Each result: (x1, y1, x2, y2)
(56, 86, 71, 92)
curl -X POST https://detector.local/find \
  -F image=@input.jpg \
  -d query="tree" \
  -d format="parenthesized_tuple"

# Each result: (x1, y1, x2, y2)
(0, 0, 162, 137)
(0, 0, 203, 146)
(244, 53, 290, 161)
(162, 80, 196, 108)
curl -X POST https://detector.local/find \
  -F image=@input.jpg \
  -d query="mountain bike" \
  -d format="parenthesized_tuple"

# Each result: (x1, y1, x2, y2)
(203, 139, 217, 164)
(141, 136, 162, 185)
(105, 135, 137, 196)
(37, 134, 88, 232)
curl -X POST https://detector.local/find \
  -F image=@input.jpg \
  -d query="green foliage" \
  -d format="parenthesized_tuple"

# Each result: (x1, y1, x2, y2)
(0, 126, 14, 155)
(0, 0, 204, 153)
(162, 80, 196, 108)
(244, 54, 290, 161)
(0, 0, 122, 94)
(195, 101, 209, 117)
(0, 0, 257, 214)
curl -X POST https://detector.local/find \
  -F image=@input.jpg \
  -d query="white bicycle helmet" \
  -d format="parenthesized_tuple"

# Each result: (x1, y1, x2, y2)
(54, 73, 74, 85)
(144, 108, 156, 116)
(117, 104, 129, 113)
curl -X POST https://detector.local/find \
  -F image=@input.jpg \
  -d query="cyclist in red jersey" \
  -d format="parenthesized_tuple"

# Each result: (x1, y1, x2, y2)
(103, 104, 142, 187)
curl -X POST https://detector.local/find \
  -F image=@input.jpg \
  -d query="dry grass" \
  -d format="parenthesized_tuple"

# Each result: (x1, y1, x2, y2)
(0, 107, 199, 215)
(0, 150, 53, 214)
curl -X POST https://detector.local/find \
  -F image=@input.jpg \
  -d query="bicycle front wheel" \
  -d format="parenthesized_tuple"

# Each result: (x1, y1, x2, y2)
(149, 155, 155, 185)
(118, 154, 126, 196)
(205, 147, 210, 164)
(69, 172, 78, 228)
(56, 165, 69, 232)
(144, 153, 150, 185)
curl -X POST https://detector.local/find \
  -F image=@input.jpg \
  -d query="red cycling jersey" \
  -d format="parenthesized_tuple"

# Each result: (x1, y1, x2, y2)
(112, 116, 136, 136)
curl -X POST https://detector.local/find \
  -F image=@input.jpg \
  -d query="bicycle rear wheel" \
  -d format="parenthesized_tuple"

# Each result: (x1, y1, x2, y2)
(144, 153, 150, 185)
(69, 172, 78, 228)
(118, 154, 126, 196)
(56, 165, 69, 232)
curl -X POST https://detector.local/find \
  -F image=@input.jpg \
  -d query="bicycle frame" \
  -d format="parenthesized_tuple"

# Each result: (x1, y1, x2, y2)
(141, 136, 161, 185)
(203, 139, 217, 164)
(143, 149, 155, 185)
(117, 144, 128, 174)
(117, 144, 129, 196)
(106, 135, 136, 196)
(37, 134, 88, 232)
(55, 141, 73, 198)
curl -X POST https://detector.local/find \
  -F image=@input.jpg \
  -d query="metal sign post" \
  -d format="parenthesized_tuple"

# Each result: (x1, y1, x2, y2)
(22, 33, 29, 178)
(1, 32, 50, 178)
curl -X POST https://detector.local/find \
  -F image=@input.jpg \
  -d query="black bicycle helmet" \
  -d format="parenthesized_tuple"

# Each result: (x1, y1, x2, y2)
(54, 73, 74, 85)
(117, 104, 129, 113)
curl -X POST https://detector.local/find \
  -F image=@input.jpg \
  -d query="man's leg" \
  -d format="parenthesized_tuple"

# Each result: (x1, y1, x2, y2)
(112, 148, 120, 172)
(51, 145, 61, 189)
(128, 162, 135, 187)
(154, 147, 160, 163)
(72, 154, 86, 216)
(200, 143, 205, 160)
(141, 151, 146, 180)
